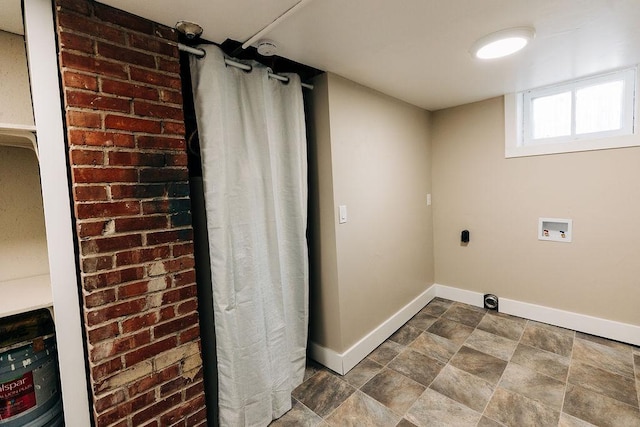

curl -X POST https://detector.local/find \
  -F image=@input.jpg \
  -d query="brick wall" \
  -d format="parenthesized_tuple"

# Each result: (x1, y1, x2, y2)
(54, 0, 207, 425)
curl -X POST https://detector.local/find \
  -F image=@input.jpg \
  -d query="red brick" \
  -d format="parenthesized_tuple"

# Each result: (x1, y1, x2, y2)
(186, 407, 207, 426)
(173, 270, 196, 288)
(105, 115, 162, 133)
(115, 245, 171, 267)
(172, 243, 193, 257)
(91, 358, 123, 382)
(57, 9, 125, 43)
(97, 42, 156, 69)
(67, 110, 102, 129)
(84, 266, 145, 290)
(78, 219, 110, 238)
(93, 3, 155, 35)
(162, 121, 186, 136)
(167, 182, 190, 198)
(136, 135, 185, 150)
(160, 376, 187, 398)
(139, 168, 188, 183)
(162, 284, 197, 305)
(163, 256, 195, 274)
(115, 216, 168, 233)
(81, 234, 144, 256)
(74, 185, 108, 202)
(63, 71, 98, 91)
(153, 24, 178, 42)
(71, 149, 104, 165)
(108, 151, 165, 167)
(129, 33, 177, 57)
(82, 255, 113, 273)
(159, 89, 182, 105)
(121, 312, 158, 335)
(134, 101, 183, 121)
(94, 389, 126, 414)
(87, 321, 119, 344)
(101, 78, 158, 101)
(73, 168, 138, 184)
(59, 30, 94, 53)
(85, 288, 116, 308)
(141, 199, 190, 215)
(164, 153, 188, 167)
(60, 51, 127, 79)
(157, 59, 180, 75)
(76, 201, 140, 219)
(67, 90, 131, 113)
(153, 312, 198, 339)
(178, 325, 200, 345)
(116, 280, 149, 299)
(147, 229, 193, 246)
(87, 298, 147, 326)
(130, 67, 181, 90)
(57, 0, 92, 16)
(161, 394, 205, 426)
(128, 364, 179, 397)
(131, 391, 181, 426)
(110, 183, 166, 200)
(68, 130, 135, 147)
(176, 299, 198, 316)
(124, 336, 176, 367)
(159, 306, 175, 322)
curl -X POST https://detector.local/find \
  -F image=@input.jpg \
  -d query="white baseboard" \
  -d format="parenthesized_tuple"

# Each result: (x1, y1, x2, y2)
(433, 283, 640, 347)
(309, 283, 640, 374)
(308, 285, 436, 375)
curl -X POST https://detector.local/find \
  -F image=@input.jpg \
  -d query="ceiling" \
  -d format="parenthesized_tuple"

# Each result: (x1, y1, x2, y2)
(3, 0, 640, 110)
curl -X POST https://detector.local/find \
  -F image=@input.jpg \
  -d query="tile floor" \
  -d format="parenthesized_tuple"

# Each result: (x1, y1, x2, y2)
(271, 298, 640, 427)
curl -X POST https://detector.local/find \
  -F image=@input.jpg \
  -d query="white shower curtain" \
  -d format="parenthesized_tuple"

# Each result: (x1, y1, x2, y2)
(189, 45, 309, 426)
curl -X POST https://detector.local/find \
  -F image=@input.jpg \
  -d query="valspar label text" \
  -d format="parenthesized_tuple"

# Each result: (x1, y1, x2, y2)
(0, 372, 36, 420)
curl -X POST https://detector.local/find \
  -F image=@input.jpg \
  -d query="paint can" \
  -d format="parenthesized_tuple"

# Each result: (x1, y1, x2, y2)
(0, 309, 63, 426)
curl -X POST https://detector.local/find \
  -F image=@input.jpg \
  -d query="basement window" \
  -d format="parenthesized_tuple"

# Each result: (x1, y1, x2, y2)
(505, 67, 639, 157)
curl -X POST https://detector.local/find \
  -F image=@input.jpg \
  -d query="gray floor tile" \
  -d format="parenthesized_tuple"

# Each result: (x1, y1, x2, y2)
(419, 298, 452, 317)
(477, 416, 506, 427)
(572, 336, 635, 378)
(442, 303, 486, 328)
(409, 331, 459, 363)
(510, 343, 570, 382)
(270, 399, 325, 427)
(325, 391, 400, 426)
(405, 388, 481, 427)
(292, 370, 355, 418)
(563, 383, 640, 427)
(427, 318, 474, 345)
(361, 368, 425, 414)
(477, 313, 525, 341)
(429, 364, 494, 413)
(520, 321, 574, 357)
(449, 345, 508, 385)
(389, 323, 422, 346)
(406, 312, 438, 331)
(498, 363, 566, 410)
(568, 360, 638, 407)
(388, 347, 444, 387)
(396, 418, 418, 427)
(465, 328, 518, 361)
(558, 413, 597, 427)
(484, 387, 560, 427)
(343, 357, 383, 388)
(369, 340, 405, 365)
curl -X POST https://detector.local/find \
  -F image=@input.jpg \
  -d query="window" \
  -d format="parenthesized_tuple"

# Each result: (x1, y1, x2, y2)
(505, 67, 639, 157)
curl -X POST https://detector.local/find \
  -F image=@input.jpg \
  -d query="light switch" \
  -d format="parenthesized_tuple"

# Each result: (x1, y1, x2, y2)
(427, 194, 432, 206)
(339, 205, 347, 224)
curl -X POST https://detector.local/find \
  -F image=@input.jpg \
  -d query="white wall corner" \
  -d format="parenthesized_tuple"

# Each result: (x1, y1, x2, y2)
(309, 284, 436, 375)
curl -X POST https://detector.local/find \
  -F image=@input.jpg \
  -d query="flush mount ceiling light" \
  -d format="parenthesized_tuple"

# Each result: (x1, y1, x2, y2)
(471, 27, 535, 59)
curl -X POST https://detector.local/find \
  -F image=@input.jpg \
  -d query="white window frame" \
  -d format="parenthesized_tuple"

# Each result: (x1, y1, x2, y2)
(505, 66, 639, 158)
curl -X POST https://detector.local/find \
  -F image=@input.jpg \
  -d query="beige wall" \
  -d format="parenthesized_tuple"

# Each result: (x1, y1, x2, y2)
(309, 73, 434, 353)
(432, 96, 640, 326)
(0, 31, 34, 126)
(0, 146, 49, 281)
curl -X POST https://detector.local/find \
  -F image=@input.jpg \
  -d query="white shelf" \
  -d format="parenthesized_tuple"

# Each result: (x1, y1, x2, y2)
(0, 274, 52, 318)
